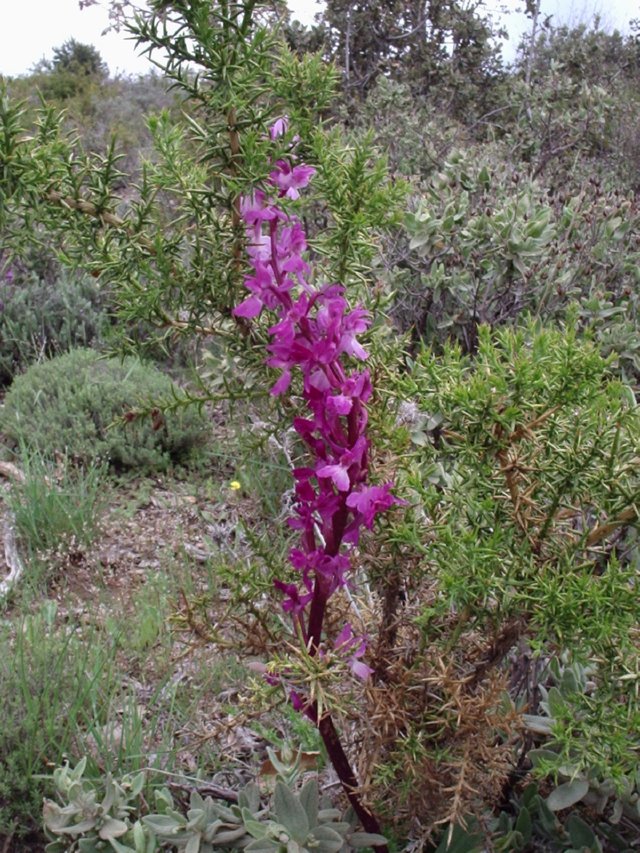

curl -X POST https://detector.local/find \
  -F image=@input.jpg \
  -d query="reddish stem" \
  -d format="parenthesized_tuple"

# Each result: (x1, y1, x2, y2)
(306, 577, 328, 652)
(306, 703, 388, 850)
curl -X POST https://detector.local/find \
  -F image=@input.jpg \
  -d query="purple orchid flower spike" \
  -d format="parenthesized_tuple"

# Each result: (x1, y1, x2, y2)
(236, 116, 403, 669)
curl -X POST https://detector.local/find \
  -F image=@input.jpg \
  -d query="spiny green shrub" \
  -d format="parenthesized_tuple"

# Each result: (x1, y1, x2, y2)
(0, 265, 109, 385)
(0, 349, 209, 471)
(360, 319, 640, 836)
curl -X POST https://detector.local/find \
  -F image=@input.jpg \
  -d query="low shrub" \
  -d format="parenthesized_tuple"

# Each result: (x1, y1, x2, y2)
(400, 150, 640, 374)
(0, 349, 209, 471)
(0, 263, 109, 385)
(42, 753, 384, 852)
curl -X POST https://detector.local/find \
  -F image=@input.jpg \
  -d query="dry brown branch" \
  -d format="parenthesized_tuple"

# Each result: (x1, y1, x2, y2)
(585, 504, 639, 547)
(508, 406, 559, 443)
(44, 189, 156, 251)
(466, 619, 526, 690)
(165, 780, 239, 804)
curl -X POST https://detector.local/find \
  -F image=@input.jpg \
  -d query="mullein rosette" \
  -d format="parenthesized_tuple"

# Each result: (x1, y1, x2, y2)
(234, 119, 402, 702)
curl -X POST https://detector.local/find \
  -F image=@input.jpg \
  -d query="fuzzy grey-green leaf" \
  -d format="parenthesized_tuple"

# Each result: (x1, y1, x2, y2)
(274, 782, 309, 842)
(546, 779, 589, 812)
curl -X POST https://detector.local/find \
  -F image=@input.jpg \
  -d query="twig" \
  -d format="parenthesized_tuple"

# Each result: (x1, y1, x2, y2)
(585, 504, 639, 548)
(0, 462, 26, 484)
(1, 827, 15, 853)
(166, 780, 239, 804)
(44, 189, 156, 251)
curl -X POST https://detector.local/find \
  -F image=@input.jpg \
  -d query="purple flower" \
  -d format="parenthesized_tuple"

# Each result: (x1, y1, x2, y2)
(346, 483, 405, 528)
(269, 160, 317, 200)
(316, 436, 368, 492)
(290, 548, 351, 594)
(274, 578, 313, 615)
(334, 624, 374, 681)
(326, 393, 352, 416)
(269, 116, 289, 140)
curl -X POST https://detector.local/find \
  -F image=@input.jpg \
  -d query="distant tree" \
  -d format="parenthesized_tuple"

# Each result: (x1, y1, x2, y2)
(32, 39, 108, 101)
(317, 0, 503, 113)
(50, 39, 109, 79)
(518, 17, 640, 84)
(283, 18, 329, 57)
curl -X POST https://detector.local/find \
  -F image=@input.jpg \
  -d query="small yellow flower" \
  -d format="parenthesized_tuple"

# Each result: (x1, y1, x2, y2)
(229, 480, 242, 491)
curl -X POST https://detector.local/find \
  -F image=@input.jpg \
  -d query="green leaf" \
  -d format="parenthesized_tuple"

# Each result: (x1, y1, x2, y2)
(546, 778, 589, 812)
(299, 778, 318, 828)
(245, 840, 280, 852)
(537, 798, 559, 833)
(434, 823, 484, 853)
(132, 822, 148, 851)
(514, 807, 532, 844)
(143, 814, 183, 834)
(547, 686, 567, 718)
(410, 430, 429, 447)
(78, 840, 102, 853)
(566, 814, 601, 851)
(317, 809, 342, 822)
(239, 783, 261, 814)
(43, 801, 72, 833)
(274, 782, 309, 842)
(185, 834, 201, 853)
(60, 819, 99, 836)
(310, 825, 345, 853)
(110, 840, 136, 853)
(243, 818, 268, 840)
(129, 773, 146, 799)
(520, 782, 540, 808)
(212, 826, 248, 844)
(529, 748, 559, 769)
(70, 758, 87, 780)
(154, 788, 174, 810)
(523, 714, 554, 735)
(99, 818, 129, 840)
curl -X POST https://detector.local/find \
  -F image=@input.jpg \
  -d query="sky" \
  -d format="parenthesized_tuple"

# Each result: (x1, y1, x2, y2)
(0, 0, 637, 78)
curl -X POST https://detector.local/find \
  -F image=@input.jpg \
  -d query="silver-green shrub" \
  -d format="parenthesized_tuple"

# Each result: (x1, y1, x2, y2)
(0, 263, 108, 385)
(43, 759, 386, 853)
(1, 349, 209, 471)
